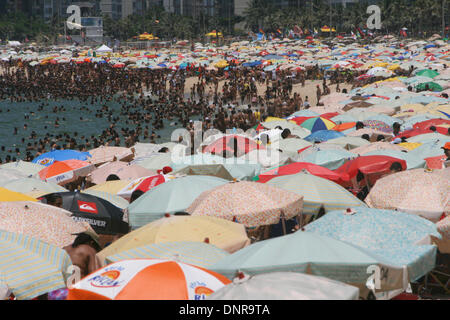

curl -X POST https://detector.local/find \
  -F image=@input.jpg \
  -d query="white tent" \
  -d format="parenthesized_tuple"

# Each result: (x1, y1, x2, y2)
(7, 41, 21, 47)
(96, 45, 112, 53)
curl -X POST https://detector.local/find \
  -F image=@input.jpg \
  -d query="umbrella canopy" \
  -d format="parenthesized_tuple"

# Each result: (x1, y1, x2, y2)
(0, 168, 28, 183)
(254, 162, 343, 184)
(334, 156, 407, 182)
(202, 135, 264, 157)
(187, 181, 304, 228)
(351, 142, 409, 155)
(207, 272, 360, 300)
(131, 153, 173, 171)
(43, 192, 128, 235)
(0, 188, 37, 202)
(363, 150, 426, 170)
(416, 69, 439, 78)
(0, 161, 45, 176)
(67, 259, 230, 300)
(365, 169, 449, 222)
(321, 137, 371, 150)
(267, 173, 367, 215)
(304, 207, 440, 281)
(171, 164, 234, 181)
(32, 150, 92, 167)
(210, 231, 407, 293)
(297, 148, 357, 170)
(300, 117, 336, 133)
(116, 174, 170, 201)
(89, 161, 156, 185)
(81, 189, 130, 210)
(38, 160, 95, 185)
(304, 130, 345, 143)
(104, 241, 229, 269)
(0, 177, 67, 196)
(0, 201, 92, 248)
(127, 176, 229, 229)
(416, 82, 443, 92)
(87, 146, 134, 165)
(0, 230, 72, 300)
(97, 216, 250, 264)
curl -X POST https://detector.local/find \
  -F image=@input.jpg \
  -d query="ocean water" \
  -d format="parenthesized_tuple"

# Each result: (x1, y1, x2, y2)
(0, 98, 189, 161)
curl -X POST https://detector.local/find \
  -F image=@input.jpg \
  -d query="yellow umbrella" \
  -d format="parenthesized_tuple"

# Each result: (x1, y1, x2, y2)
(96, 215, 250, 264)
(387, 64, 401, 71)
(214, 60, 229, 68)
(399, 142, 423, 151)
(84, 180, 130, 195)
(206, 31, 223, 37)
(0, 188, 37, 202)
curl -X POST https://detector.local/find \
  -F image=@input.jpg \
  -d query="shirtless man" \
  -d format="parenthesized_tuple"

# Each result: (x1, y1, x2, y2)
(64, 231, 102, 278)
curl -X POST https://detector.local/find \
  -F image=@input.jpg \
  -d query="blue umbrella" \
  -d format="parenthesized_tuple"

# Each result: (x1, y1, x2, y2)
(304, 207, 440, 281)
(32, 150, 92, 167)
(304, 130, 345, 143)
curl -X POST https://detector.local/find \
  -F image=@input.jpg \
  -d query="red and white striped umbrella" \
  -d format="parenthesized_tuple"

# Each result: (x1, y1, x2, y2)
(67, 259, 231, 300)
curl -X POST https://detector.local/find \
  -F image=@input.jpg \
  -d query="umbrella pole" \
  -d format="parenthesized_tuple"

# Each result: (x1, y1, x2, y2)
(281, 210, 287, 235)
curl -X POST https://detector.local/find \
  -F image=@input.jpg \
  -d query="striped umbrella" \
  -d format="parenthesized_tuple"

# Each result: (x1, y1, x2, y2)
(104, 241, 229, 268)
(0, 230, 72, 300)
(300, 117, 336, 133)
(67, 259, 231, 300)
(267, 173, 367, 215)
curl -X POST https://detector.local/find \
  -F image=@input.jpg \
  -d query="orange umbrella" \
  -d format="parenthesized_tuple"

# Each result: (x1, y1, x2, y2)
(333, 122, 356, 132)
(38, 160, 95, 185)
(67, 259, 231, 300)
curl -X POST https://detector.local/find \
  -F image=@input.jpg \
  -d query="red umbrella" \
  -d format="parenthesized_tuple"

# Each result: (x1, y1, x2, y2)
(334, 155, 407, 185)
(203, 135, 264, 156)
(113, 63, 125, 68)
(290, 116, 314, 126)
(396, 128, 434, 139)
(320, 112, 340, 120)
(413, 119, 450, 133)
(255, 162, 343, 184)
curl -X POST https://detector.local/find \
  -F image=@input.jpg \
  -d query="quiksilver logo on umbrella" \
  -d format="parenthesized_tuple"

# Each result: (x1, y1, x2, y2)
(77, 200, 98, 214)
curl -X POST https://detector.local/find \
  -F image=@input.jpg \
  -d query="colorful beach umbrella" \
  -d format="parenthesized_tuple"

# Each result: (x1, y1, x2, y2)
(127, 176, 229, 229)
(300, 117, 336, 133)
(365, 169, 449, 222)
(89, 161, 156, 185)
(0, 230, 72, 300)
(187, 181, 304, 228)
(38, 160, 95, 185)
(32, 150, 92, 167)
(304, 130, 345, 143)
(97, 216, 250, 264)
(67, 259, 230, 300)
(104, 241, 229, 269)
(202, 135, 264, 157)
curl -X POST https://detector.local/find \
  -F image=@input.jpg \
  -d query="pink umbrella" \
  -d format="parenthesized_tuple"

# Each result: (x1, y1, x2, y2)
(88, 161, 156, 185)
(351, 142, 408, 155)
(87, 146, 134, 165)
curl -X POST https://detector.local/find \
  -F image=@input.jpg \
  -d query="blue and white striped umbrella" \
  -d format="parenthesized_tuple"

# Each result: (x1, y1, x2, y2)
(0, 230, 72, 300)
(304, 207, 441, 281)
(105, 241, 229, 268)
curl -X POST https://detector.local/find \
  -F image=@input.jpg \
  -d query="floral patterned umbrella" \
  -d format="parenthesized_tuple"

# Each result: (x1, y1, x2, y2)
(0, 201, 94, 248)
(362, 120, 393, 134)
(365, 169, 450, 223)
(187, 181, 304, 228)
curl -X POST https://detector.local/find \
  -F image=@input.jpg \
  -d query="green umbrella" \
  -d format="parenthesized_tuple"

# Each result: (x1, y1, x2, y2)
(322, 137, 370, 150)
(415, 82, 443, 92)
(298, 148, 357, 170)
(415, 69, 439, 79)
(127, 175, 229, 229)
(210, 231, 407, 293)
(271, 138, 313, 156)
(267, 172, 367, 215)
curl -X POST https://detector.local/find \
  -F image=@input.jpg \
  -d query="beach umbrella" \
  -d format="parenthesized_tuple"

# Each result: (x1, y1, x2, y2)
(104, 241, 229, 268)
(288, 110, 320, 118)
(297, 148, 357, 170)
(0, 188, 37, 202)
(365, 169, 449, 222)
(334, 155, 407, 183)
(304, 208, 440, 281)
(254, 162, 343, 184)
(171, 164, 234, 181)
(363, 150, 426, 169)
(331, 114, 358, 124)
(87, 146, 134, 165)
(413, 119, 450, 131)
(207, 272, 360, 300)
(38, 160, 95, 185)
(81, 190, 130, 210)
(300, 117, 336, 133)
(351, 142, 409, 155)
(333, 122, 356, 132)
(84, 180, 130, 197)
(127, 176, 229, 229)
(267, 173, 367, 215)
(407, 133, 450, 144)
(304, 130, 345, 143)
(272, 139, 313, 156)
(415, 69, 440, 79)
(32, 150, 92, 167)
(322, 137, 371, 150)
(202, 135, 264, 157)
(408, 141, 446, 159)
(0, 161, 45, 176)
(89, 161, 156, 185)
(67, 259, 230, 300)
(415, 82, 443, 92)
(0, 230, 72, 300)
(210, 231, 408, 293)
(0, 201, 92, 247)
(42, 192, 129, 235)
(97, 216, 250, 264)
(187, 181, 304, 228)
(131, 153, 173, 172)
(362, 120, 393, 134)
(0, 177, 67, 196)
